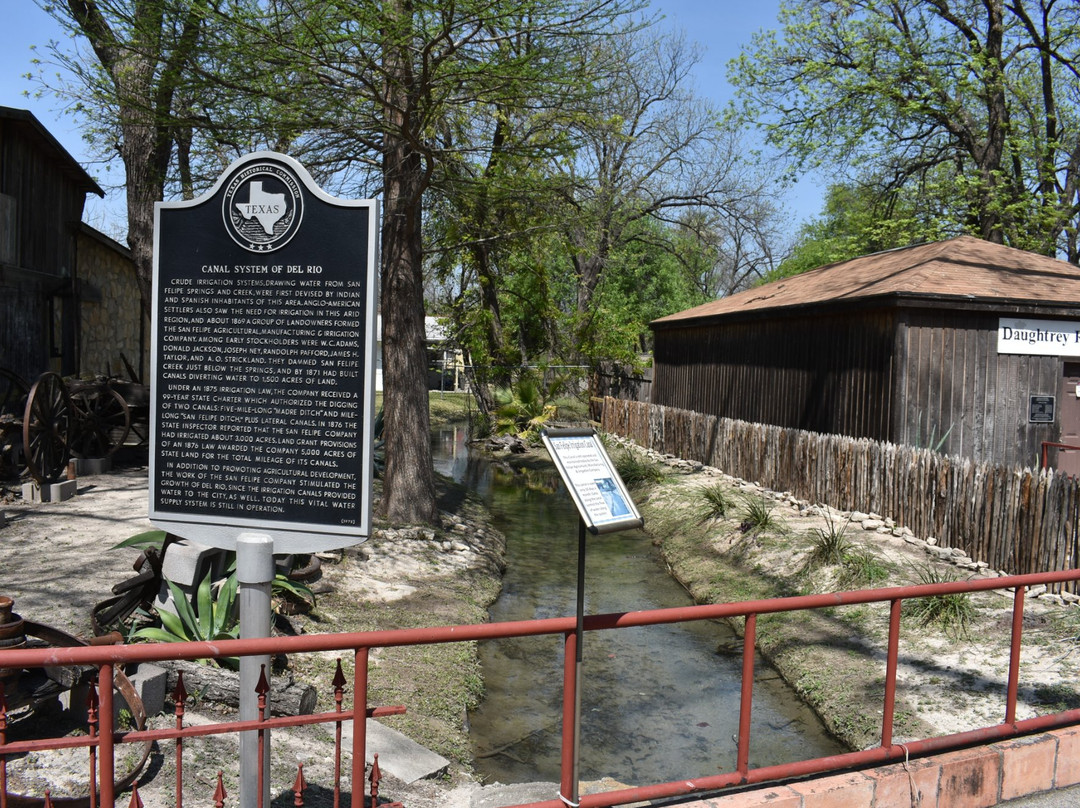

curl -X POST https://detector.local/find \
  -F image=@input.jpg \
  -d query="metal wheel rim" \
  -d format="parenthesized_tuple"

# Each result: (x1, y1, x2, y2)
(70, 386, 131, 458)
(23, 372, 73, 484)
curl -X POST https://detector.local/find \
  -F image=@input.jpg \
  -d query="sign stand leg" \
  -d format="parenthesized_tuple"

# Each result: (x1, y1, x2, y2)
(571, 517, 586, 805)
(238, 532, 274, 808)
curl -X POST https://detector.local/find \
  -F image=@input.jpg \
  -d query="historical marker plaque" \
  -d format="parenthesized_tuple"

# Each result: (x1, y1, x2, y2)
(150, 152, 379, 552)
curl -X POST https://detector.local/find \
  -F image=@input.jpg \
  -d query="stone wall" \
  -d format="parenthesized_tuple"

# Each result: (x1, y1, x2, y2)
(77, 226, 147, 380)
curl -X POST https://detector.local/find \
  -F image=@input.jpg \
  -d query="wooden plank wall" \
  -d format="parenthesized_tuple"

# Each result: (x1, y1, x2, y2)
(0, 116, 86, 380)
(896, 310, 1059, 468)
(601, 397, 1080, 592)
(651, 311, 895, 443)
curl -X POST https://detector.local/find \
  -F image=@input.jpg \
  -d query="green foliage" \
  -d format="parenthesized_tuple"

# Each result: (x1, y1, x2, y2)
(493, 372, 558, 441)
(739, 494, 777, 531)
(839, 547, 890, 589)
(612, 449, 665, 489)
(698, 483, 734, 520)
(731, 0, 1080, 262)
(111, 529, 168, 551)
(807, 515, 853, 567)
(130, 571, 240, 667)
(905, 565, 974, 638)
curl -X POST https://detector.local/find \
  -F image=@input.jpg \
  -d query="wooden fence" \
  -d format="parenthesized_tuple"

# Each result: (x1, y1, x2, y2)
(599, 397, 1080, 591)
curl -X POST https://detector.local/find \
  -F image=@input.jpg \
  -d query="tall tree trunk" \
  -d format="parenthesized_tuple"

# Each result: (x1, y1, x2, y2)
(378, 0, 439, 525)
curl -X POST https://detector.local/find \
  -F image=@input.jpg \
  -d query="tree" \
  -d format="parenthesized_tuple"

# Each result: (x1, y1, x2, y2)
(561, 28, 781, 360)
(223, 0, 645, 524)
(37, 0, 218, 314)
(731, 0, 1080, 262)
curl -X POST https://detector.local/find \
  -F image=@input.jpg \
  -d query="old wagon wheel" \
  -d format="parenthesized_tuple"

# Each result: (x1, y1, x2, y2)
(69, 386, 131, 458)
(23, 372, 73, 485)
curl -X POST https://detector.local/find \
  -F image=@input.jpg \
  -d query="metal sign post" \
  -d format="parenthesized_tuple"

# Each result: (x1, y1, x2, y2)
(541, 428, 643, 806)
(150, 151, 380, 808)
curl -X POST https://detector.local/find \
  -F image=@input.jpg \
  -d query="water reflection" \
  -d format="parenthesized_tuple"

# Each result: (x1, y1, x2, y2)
(431, 426, 842, 786)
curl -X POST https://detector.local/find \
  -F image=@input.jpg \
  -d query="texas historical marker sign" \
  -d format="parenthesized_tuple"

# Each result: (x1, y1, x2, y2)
(150, 152, 379, 553)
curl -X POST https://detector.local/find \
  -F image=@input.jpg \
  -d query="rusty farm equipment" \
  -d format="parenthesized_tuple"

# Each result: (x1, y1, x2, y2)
(0, 369, 147, 485)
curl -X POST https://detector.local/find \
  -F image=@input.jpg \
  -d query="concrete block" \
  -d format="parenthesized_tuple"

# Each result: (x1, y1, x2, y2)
(937, 746, 1001, 808)
(126, 662, 168, 717)
(155, 539, 228, 615)
(865, 757, 940, 806)
(75, 456, 112, 476)
(21, 479, 77, 502)
(340, 719, 449, 784)
(1054, 726, 1080, 787)
(703, 785, 803, 806)
(789, 771, 875, 808)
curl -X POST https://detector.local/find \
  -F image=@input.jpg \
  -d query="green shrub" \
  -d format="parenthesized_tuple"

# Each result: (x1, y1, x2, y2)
(839, 547, 890, 588)
(698, 483, 733, 520)
(906, 564, 974, 637)
(613, 449, 665, 489)
(740, 494, 777, 531)
(807, 514, 852, 567)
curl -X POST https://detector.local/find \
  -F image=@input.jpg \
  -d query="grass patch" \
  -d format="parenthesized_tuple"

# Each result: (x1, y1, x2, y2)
(905, 564, 975, 638)
(698, 483, 733, 520)
(740, 493, 778, 531)
(613, 448, 666, 489)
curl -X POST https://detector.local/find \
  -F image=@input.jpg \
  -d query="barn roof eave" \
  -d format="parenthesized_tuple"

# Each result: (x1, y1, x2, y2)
(649, 290, 1080, 331)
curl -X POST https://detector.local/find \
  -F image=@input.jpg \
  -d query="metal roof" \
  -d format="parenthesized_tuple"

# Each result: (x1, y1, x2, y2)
(652, 236, 1080, 327)
(0, 105, 104, 198)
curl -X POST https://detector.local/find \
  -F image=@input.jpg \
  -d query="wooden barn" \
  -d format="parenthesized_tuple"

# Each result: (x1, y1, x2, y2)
(650, 236, 1080, 473)
(1, 105, 106, 382)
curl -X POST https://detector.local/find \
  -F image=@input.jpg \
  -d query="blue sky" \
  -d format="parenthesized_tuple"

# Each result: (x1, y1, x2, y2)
(1, 1, 821, 238)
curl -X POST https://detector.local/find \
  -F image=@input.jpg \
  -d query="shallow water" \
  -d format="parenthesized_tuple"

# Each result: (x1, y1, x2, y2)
(431, 425, 842, 786)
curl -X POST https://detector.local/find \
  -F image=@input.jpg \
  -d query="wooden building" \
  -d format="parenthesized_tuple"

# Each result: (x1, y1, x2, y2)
(0, 106, 105, 382)
(650, 237, 1080, 472)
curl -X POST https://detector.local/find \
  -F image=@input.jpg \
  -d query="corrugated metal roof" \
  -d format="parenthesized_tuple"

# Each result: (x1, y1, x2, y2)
(652, 236, 1080, 326)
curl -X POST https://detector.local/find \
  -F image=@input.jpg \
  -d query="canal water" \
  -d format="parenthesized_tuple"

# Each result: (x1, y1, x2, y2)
(431, 425, 842, 787)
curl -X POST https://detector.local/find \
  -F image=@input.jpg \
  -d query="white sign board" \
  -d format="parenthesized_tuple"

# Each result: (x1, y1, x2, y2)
(541, 428, 643, 535)
(998, 317, 1080, 357)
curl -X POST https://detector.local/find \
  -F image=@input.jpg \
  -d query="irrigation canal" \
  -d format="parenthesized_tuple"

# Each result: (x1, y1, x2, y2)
(431, 424, 842, 787)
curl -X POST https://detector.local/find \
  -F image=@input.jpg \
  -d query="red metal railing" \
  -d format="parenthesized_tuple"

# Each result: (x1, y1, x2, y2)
(1041, 440, 1080, 469)
(3, 568, 1080, 808)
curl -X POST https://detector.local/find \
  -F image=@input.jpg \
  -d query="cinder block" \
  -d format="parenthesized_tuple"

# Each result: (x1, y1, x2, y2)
(125, 662, 168, 717)
(789, 771, 875, 808)
(1054, 726, 1080, 787)
(155, 539, 228, 615)
(704, 785, 802, 806)
(21, 479, 77, 502)
(865, 757, 940, 806)
(937, 746, 1001, 808)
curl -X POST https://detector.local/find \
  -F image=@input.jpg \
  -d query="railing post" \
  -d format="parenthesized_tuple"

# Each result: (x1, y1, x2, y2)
(560, 629, 579, 807)
(351, 648, 370, 808)
(1, 680, 8, 808)
(881, 599, 902, 747)
(98, 664, 115, 808)
(1006, 586, 1026, 726)
(174, 673, 188, 808)
(736, 614, 756, 775)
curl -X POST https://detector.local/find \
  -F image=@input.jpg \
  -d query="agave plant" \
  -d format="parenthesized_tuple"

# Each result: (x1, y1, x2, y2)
(130, 570, 240, 666)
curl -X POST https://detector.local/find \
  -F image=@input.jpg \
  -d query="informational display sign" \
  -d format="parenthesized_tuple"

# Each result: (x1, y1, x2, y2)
(149, 152, 379, 552)
(541, 428, 643, 535)
(999, 317, 1080, 357)
(1030, 395, 1056, 424)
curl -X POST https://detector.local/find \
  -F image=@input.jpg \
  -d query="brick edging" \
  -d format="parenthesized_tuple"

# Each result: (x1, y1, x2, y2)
(680, 725, 1080, 807)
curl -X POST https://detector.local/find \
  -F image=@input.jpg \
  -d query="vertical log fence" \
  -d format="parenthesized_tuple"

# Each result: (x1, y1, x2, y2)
(599, 397, 1080, 592)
